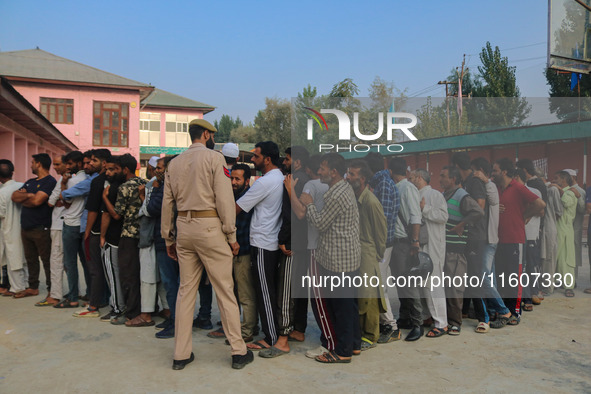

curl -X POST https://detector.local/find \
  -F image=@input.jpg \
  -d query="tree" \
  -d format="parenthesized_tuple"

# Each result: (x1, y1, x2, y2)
(545, 68, 591, 120)
(465, 42, 530, 129)
(415, 97, 469, 138)
(475, 42, 521, 98)
(329, 78, 359, 97)
(213, 114, 242, 143)
(254, 97, 293, 152)
(230, 123, 257, 143)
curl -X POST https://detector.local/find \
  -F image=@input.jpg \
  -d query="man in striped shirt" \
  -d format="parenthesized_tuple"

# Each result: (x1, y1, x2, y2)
(440, 166, 484, 336)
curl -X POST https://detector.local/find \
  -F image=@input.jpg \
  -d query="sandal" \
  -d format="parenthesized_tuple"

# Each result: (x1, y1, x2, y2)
(315, 351, 351, 364)
(475, 322, 490, 334)
(125, 316, 155, 327)
(247, 340, 270, 351)
(259, 346, 289, 358)
(490, 315, 510, 329)
(447, 325, 461, 336)
(53, 299, 79, 308)
(360, 338, 376, 351)
(207, 327, 226, 338)
(35, 298, 59, 307)
(426, 327, 447, 338)
(507, 315, 520, 326)
(565, 289, 575, 298)
(523, 304, 533, 312)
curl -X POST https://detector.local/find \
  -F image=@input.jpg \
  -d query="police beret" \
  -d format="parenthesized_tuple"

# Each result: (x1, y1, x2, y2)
(189, 118, 217, 132)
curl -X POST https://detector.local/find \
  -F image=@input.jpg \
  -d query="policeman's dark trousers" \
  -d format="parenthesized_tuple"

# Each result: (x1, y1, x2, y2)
(317, 264, 361, 358)
(251, 247, 280, 345)
(118, 237, 141, 320)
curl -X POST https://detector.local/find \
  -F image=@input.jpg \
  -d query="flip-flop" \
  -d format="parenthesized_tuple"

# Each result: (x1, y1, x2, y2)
(475, 322, 490, 334)
(565, 290, 575, 298)
(259, 346, 289, 358)
(584, 288, 591, 294)
(490, 315, 510, 329)
(247, 340, 270, 351)
(426, 327, 447, 337)
(507, 315, 520, 326)
(207, 327, 226, 338)
(53, 299, 79, 308)
(288, 333, 305, 342)
(447, 325, 461, 335)
(125, 317, 155, 327)
(315, 351, 351, 364)
(35, 298, 58, 307)
(360, 338, 376, 350)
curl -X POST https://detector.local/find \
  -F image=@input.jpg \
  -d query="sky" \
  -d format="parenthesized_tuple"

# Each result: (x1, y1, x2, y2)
(0, 0, 549, 124)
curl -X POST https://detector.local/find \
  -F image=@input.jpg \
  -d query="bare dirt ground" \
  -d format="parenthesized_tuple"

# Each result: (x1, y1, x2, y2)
(1, 259, 590, 393)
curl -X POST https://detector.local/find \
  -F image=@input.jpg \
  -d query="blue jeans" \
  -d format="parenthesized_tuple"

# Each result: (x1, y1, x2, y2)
(156, 245, 179, 320)
(62, 224, 86, 303)
(155, 244, 212, 322)
(482, 243, 510, 315)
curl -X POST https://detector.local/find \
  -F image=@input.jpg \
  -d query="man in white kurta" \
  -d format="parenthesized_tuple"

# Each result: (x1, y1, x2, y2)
(551, 172, 577, 295)
(410, 169, 448, 336)
(540, 176, 562, 294)
(0, 160, 27, 294)
(563, 170, 585, 278)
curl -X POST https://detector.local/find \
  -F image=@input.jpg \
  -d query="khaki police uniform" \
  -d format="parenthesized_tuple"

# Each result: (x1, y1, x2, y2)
(162, 139, 246, 360)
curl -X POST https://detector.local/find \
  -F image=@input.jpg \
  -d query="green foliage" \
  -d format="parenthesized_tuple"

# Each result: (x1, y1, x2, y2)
(545, 68, 591, 120)
(253, 97, 293, 152)
(230, 123, 257, 143)
(214, 114, 243, 143)
(476, 42, 520, 98)
(329, 78, 360, 97)
(420, 42, 531, 134)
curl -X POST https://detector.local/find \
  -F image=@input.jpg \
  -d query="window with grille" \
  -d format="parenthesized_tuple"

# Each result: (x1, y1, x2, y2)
(93, 101, 129, 147)
(40, 97, 73, 124)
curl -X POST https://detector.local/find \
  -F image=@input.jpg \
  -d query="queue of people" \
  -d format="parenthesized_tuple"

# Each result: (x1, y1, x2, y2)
(0, 118, 588, 369)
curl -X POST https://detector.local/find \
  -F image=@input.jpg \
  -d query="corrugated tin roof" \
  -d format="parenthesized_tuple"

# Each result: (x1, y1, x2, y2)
(0, 48, 152, 88)
(141, 88, 215, 111)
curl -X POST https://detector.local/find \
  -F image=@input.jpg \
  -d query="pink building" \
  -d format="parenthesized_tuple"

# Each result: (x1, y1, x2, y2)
(0, 49, 215, 166)
(139, 88, 214, 165)
(0, 77, 77, 182)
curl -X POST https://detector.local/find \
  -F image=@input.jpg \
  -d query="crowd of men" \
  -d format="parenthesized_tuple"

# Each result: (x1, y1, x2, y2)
(0, 118, 588, 368)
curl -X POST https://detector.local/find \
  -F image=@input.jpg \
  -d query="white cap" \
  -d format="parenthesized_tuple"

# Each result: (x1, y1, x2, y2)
(222, 143, 240, 159)
(563, 168, 577, 177)
(148, 156, 160, 168)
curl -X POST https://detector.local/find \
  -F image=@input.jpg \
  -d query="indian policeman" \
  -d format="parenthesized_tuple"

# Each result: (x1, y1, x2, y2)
(161, 119, 253, 370)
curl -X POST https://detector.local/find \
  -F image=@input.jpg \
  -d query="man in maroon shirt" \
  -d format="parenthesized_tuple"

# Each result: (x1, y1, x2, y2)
(491, 158, 545, 325)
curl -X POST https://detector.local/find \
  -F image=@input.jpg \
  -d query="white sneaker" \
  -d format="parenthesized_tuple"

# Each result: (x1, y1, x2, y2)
(305, 346, 328, 359)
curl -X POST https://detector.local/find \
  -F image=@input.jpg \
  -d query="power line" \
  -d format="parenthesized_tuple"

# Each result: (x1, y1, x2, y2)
(407, 83, 439, 97)
(466, 41, 546, 56)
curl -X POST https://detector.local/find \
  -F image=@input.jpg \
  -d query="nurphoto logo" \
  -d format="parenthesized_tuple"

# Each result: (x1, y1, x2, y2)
(304, 107, 419, 153)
